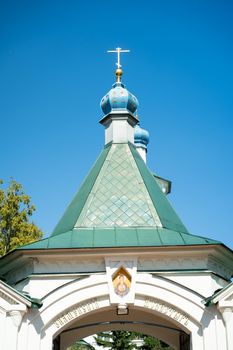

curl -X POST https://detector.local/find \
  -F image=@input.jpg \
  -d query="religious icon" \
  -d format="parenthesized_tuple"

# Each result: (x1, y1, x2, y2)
(112, 267, 131, 297)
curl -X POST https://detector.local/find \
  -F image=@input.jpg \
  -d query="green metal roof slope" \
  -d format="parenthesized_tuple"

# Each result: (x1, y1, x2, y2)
(18, 141, 222, 250)
(52, 143, 111, 236)
(129, 143, 189, 233)
(52, 142, 188, 235)
(51, 142, 188, 236)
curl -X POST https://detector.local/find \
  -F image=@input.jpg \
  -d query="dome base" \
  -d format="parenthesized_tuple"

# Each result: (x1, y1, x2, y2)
(99, 111, 139, 145)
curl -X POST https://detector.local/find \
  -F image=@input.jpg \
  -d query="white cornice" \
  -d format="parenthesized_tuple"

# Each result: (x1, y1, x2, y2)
(0, 280, 31, 308)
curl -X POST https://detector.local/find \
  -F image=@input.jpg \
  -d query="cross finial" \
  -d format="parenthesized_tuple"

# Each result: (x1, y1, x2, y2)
(107, 47, 130, 82)
(107, 47, 130, 69)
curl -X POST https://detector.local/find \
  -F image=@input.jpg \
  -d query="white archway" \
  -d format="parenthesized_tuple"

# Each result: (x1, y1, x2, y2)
(56, 306, 188, 350)
(18, 273, 225, 350)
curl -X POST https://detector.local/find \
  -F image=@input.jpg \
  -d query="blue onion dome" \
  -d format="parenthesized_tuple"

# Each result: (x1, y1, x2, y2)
(101, 78, 139, 116)
(134, 124, 149, 149)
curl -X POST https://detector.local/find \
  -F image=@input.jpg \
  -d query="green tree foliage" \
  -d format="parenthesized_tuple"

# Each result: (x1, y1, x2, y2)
(94, 331, 174, 350)
(0, 178, 43, 256)
(67, 340, 95, 350)
(95, 331, 135, 350)
(137, 333, 173, 350)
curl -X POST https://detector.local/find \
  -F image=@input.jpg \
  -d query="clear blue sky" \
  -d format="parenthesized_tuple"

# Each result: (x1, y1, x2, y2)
(1, 1, 232, 248)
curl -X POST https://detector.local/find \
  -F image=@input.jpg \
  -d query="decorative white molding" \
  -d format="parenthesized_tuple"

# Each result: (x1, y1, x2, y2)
(137, 254, 233, 280)
(138, 256, 207, 271)
(0, 281, 31, 309)
(36, 258, 105, 274)
(0, 291, 18, 305)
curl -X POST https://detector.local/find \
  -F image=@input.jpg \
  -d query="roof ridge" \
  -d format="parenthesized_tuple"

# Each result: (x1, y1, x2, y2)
(128, 142, 189, 234)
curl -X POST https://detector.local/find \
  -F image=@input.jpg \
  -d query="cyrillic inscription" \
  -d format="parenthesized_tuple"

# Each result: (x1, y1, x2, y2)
(53, 298, 99, 329)
(144, 298, 189, 326)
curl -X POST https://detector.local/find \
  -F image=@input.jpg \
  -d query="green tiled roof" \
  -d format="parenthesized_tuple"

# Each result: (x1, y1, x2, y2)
(75, 143, 161, 228)
(18, 142, 222, 250)
(18, 227, 221, 250)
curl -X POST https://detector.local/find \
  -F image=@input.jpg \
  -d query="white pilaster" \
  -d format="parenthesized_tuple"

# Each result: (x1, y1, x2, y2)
(218, 306, 233, 350)
(3, 307, 27, 350)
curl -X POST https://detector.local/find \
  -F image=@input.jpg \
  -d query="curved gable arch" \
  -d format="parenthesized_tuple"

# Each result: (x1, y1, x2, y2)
(18, 273, 224, 350)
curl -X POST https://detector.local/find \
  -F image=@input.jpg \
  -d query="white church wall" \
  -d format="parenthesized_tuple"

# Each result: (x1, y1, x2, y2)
(0, 250, 232, 350)
(15, 271, 228, 350)
(163, 273, 228, 297)
(9, 246, 231, 303)
(24, 276, 78, 299)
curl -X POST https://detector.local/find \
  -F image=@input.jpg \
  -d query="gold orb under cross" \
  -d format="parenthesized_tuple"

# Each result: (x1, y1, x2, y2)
(115, 68, 123, 82)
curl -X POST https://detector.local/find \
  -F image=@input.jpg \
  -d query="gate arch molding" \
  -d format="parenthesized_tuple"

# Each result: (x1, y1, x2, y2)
(18, 273, 223, 350)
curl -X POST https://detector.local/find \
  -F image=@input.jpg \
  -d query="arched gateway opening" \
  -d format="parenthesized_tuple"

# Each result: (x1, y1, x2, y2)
(22, 274, 215, 350)
(52, 307, 190, 350)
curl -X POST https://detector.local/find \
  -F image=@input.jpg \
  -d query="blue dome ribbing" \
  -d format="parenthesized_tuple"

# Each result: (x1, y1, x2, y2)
(101, 82, 139, 115)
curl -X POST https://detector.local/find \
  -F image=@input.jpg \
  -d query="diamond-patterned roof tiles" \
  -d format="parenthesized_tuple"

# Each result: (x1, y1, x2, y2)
(75, 144, 162, 228)
(16, 141, 225, 250)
